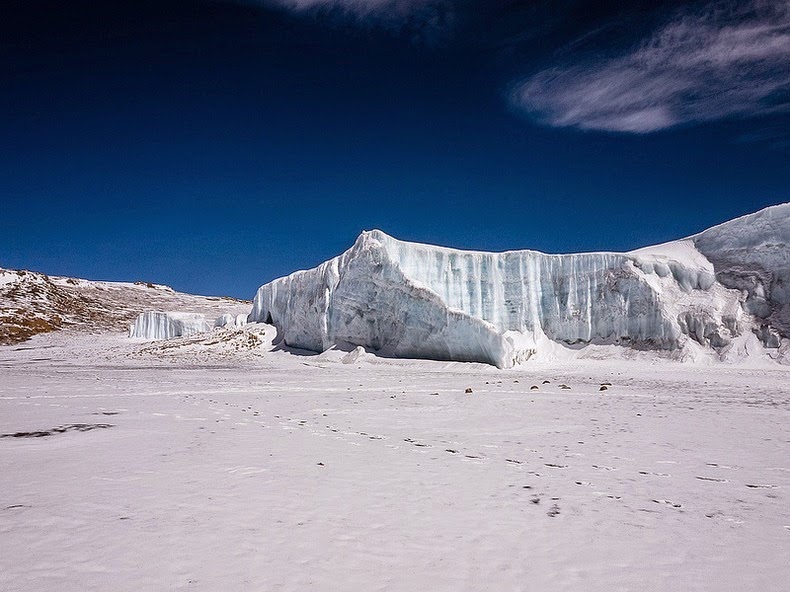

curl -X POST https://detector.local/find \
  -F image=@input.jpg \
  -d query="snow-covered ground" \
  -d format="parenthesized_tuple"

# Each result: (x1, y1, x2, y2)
(1, 327, 788, 591)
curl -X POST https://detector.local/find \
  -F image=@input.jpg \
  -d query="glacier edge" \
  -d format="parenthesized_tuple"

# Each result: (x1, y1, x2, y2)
(249, 203, 790, 367)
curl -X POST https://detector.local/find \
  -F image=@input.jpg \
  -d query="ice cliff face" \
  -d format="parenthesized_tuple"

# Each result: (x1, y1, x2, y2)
(214, 313, 248, 329)
(129, 312, 212, 340)
(249, 204, 789, 367)
(130, 311, 249, 340)
(694, 205, 789, 345)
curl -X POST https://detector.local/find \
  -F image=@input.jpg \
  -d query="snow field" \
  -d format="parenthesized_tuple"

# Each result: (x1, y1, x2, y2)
(1, 331, 788, 592)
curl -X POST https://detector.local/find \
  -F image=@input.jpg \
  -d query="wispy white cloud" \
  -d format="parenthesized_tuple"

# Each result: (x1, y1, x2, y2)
(270, 0, 420, 13)
(265, 0, 454, 32)
(511, 0, 790, 133)
(259, 0, 459, 44)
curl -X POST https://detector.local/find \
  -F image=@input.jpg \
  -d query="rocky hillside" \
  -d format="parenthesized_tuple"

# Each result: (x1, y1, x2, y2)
(0, 268, 249, 345)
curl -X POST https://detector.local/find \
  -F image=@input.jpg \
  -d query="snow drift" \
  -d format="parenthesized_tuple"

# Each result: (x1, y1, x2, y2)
(249, 204, 789, 367)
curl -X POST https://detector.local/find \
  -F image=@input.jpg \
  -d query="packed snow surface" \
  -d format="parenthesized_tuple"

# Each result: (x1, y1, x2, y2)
(250, 204, 789, 367)
(1, 330, 788, 591)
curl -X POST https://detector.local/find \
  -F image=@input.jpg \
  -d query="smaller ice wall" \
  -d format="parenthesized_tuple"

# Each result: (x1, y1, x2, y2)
(214, 313, 249, 329)
(129, 311, 211, 340)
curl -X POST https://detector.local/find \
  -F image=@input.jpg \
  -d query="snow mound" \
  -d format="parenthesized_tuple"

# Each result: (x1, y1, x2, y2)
(249, 204, 789, 367)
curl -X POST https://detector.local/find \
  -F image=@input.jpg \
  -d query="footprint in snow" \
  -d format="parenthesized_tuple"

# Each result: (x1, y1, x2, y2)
(652, 499, 682, 508)
(705, 511, 743, 524)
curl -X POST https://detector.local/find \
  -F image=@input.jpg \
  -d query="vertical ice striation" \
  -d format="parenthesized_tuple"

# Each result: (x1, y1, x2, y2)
(247, 233, 680, 367)
(373, 233, 678, 348)
(129, 311, 211, 340)
(214, 313, 249, 329)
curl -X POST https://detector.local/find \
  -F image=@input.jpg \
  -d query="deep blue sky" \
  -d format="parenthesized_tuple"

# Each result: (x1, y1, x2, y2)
(2, 0, 788, 298)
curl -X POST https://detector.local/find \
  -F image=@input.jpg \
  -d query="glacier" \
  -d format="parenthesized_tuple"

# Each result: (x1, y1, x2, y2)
(130, 310, 250, 340)
(249, 204, 789, 367)
(129, 311, 212, 340)
(214, 313, 248, 329)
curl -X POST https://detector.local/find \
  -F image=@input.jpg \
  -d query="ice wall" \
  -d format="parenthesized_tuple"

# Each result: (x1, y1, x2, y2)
(214, 313, 248, 329)
(694, 203, 790, 340)
(249, 204, 789, 367)
(129, 311, 211, 340)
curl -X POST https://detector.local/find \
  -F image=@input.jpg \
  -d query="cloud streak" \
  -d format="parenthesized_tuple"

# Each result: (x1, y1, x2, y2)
(265, 0, 454, 32)
(261, 0, 459, 44)
(511, 0, 790, 133)
(269, 0, 424, 13)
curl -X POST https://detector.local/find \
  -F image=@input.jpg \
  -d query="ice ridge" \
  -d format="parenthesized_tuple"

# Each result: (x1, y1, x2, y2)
(249, 203, 789, 367)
